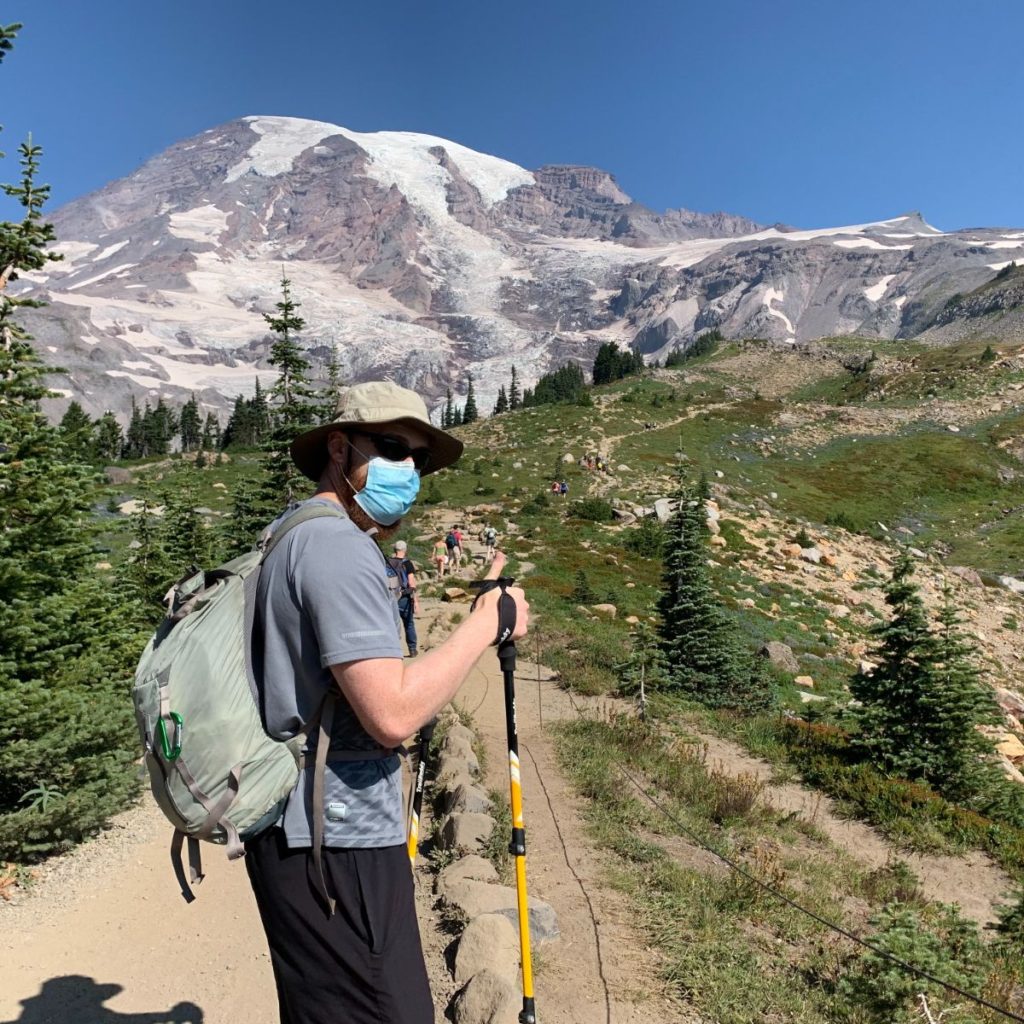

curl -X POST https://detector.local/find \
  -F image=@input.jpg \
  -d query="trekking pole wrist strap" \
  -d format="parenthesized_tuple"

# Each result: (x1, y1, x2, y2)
(469, 576, 517, 647)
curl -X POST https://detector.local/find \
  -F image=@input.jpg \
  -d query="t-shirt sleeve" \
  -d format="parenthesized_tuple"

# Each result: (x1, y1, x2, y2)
(289, 522, 402, 668)
(403, 558, 416, 577)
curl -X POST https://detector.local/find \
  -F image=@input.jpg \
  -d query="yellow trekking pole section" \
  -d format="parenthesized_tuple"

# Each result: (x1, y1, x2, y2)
(508, 747, 536, 1015)
(407, 719, 436, 868)
(471, 571, 537, 1024)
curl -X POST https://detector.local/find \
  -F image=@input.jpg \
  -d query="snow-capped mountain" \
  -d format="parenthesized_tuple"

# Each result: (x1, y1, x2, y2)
(19, 115, 1024, 421)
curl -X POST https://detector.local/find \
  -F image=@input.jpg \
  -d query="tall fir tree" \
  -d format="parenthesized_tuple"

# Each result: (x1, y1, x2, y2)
(462, 374, 478, 424)
(616, 619, 670, 720)
(57, 400, 94, 459)
(260, 275, 319, 507)
(442, 386, 454, 429)
(123, 397, 146, 458)
(656, 464, 771, 711)
(318, 342, 343, 423)
(509, 365, 521, 410)
(0, 24, 140, 860)
(179, 393, 201, 452)
(93, 410, 123, 463)
(852, 559, 1000, 798)
(200, 411, 219, 452)
(493, 385, 509, 415)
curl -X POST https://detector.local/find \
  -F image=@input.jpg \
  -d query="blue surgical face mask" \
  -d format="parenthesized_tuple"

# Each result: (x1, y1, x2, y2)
(352, 456, 420, 526)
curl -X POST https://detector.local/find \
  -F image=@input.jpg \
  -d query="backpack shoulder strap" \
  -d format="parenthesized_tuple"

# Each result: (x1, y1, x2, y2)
(259, 503, 349, 561)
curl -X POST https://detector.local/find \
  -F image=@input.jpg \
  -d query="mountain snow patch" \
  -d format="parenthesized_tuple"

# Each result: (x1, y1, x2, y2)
(225, 116, 337, 183)
(169, 205, 231, 244)
(864, 274, 896, 302)
(764, 287, 796, 339)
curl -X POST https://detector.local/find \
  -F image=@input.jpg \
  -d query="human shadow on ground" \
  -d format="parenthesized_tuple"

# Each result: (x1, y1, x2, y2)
(2, 976, 203, 1024)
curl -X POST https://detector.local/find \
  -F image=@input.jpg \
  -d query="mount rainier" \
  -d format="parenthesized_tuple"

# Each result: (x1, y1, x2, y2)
(19, 115, 1024, 421)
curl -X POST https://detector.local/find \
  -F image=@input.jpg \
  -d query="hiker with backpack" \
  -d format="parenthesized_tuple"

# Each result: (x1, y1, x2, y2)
(388, 539, 419, 656)
(483, 523, 497, 562)
(445, 527, 460, 571)
(139, 381, 529, 1024)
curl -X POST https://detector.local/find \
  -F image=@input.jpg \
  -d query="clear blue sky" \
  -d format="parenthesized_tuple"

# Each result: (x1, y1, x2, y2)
(3, 0, 1022, 231)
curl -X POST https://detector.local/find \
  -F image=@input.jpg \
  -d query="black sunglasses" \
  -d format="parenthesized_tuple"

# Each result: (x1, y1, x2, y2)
(349, 430, 431, 472)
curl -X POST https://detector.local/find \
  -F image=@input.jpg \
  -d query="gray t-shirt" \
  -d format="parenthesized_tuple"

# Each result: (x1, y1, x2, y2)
(254, 498, 405, 848)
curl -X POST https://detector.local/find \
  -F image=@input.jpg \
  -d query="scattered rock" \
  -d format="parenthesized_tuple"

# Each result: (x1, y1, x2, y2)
(760, 642, 800, 673)
(454, 914, 520, 986)
(997, 734, 1024, 762)
(799, 547, 822, 564)
(706, 518, 721, 536)
(443, 588, 470, 602)
(445, 782, 494, 816)
(947, 424, 961, 433)
(653, 498, 675, 522)
(439, 877, 560, 944)
(440, 813, 495, 854)
(832, 604, 851, 617)
(998, 575, 1024, 596)
(710, 535, 727, 548)
(794, 675, 815, 688)
(590, 603, 617, 619)
(561, 453, 575, 463)
(800, 692, 827, 704)
(859, 660, 878, 676)
(451, 969, 518, 1024)
(436, 856, 500, 895)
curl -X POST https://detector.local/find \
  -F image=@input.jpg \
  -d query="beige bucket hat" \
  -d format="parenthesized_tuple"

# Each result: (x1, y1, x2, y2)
(290, 380, 463, 481)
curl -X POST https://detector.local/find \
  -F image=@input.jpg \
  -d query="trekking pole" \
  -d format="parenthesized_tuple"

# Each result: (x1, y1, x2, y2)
(407, 717, 437, 868)
(470, 575, 536, 1024)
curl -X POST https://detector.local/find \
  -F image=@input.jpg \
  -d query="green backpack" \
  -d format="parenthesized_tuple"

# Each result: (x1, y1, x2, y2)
(133, 503, 352, 903)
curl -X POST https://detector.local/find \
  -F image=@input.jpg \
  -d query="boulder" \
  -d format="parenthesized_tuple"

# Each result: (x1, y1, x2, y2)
(706, 517, 721, 536)
(439, 877, 560, 944)
(760, 642, 799, 673)
(996, 733, 1024, 762)
(436, 855, 499, 895)
(704, 502, 720, 521)
(612, 509, 637, 526)
(858, 660, 878, 677)
(443, 735, 480, 766)
(451, 969, 519, 1024)
(616, 464, 631, 473)
(445, 723, 478, 748)
(799, 547, 822, 564)
(562, 453, 576, 464)
(948, 564, 983, 587)
(445, 781, 494, 816)
(998, 575, 1024, 596)
(590, 603, 617, 619)
(653, 498, 675, 523)
(439, 812, 495, 854)
(444, 588, 470, 602)
(454, 914, 520, 986)
(436, 747, 481, 783)
(832, 605, 851, 617)
(794, 675, 815, 688)
(800, 692, 827, 704)
(709, 535, 727, 548)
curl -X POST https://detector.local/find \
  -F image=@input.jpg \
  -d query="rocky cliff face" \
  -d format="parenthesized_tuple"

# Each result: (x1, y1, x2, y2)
(17, 116, 1024, 423)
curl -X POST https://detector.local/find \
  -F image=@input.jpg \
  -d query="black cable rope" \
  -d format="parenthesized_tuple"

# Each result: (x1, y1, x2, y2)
(522, 741, 613, 1024)
(554, 684, 1024, 1023)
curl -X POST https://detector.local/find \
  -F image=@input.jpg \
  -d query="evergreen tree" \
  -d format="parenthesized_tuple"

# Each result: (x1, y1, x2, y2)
(58, 400, 94, 459)
(443, 386, 454, 429)
(123, 397, 146, 458)
(616, 619, 670, 720)
(93, 411, 123, 464)
(453, 405, 464, 427)
(462, 374, 478, 424)
(319, 342, 343, 423)
(200, 411, 219, 452)
(656, 465, 771, 710)
(493, 385, 508, 415)
(259, 275, 319, 507)
(251, 376, 271, 442)
(160, 474, 214, 570)
(0, 27, 139, 860)
(853, 560, 1000, 798)
(179, 393, 201, 452)
(121, 497, 175, 612)
(509, 366, 521, 410)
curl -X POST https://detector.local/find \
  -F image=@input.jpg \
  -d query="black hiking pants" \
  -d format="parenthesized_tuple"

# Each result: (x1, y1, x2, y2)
(245, 828, 433, 1024)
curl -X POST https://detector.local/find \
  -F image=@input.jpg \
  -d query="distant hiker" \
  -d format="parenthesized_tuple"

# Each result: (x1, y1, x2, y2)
(483, 523, 497, 562)
(559, 480, 569, 497)
(432, 536, 448, 577)
(249, 381, 529, 1024)
(452, 525, 464, 569)
(445, 527, 460, 571)
(551, 480, 560, 494)
(388, 540, 419, 656)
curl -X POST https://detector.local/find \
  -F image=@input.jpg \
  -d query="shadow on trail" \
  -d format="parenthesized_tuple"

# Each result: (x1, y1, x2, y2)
(3, 976, 202, 1024)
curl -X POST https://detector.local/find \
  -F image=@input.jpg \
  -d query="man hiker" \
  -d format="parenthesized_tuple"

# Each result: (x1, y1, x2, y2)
(444, 527, 460, 571)
(483, 523, 497, 562)
(388, 539, 419, 656)
(247, 380, 529, 1024)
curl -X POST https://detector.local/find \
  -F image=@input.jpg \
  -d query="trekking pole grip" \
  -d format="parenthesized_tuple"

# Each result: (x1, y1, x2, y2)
(469, 577, 518, 663)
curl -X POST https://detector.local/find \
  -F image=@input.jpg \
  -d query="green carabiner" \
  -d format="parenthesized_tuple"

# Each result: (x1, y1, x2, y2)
(156, 712, 184, 761)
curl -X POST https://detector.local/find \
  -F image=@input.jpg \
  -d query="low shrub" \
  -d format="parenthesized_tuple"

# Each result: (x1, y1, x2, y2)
(568, 497, 615, 522)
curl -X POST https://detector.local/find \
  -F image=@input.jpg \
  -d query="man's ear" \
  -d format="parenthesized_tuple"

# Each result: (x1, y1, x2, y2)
(326, 430, 348, 472)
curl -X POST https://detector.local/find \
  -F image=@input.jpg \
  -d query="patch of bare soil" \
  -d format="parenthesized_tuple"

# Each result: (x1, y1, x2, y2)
(695, 731, 1013, 925)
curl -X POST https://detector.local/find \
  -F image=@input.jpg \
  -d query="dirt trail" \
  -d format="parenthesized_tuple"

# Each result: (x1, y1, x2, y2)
(0, 609, 683, 1024)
